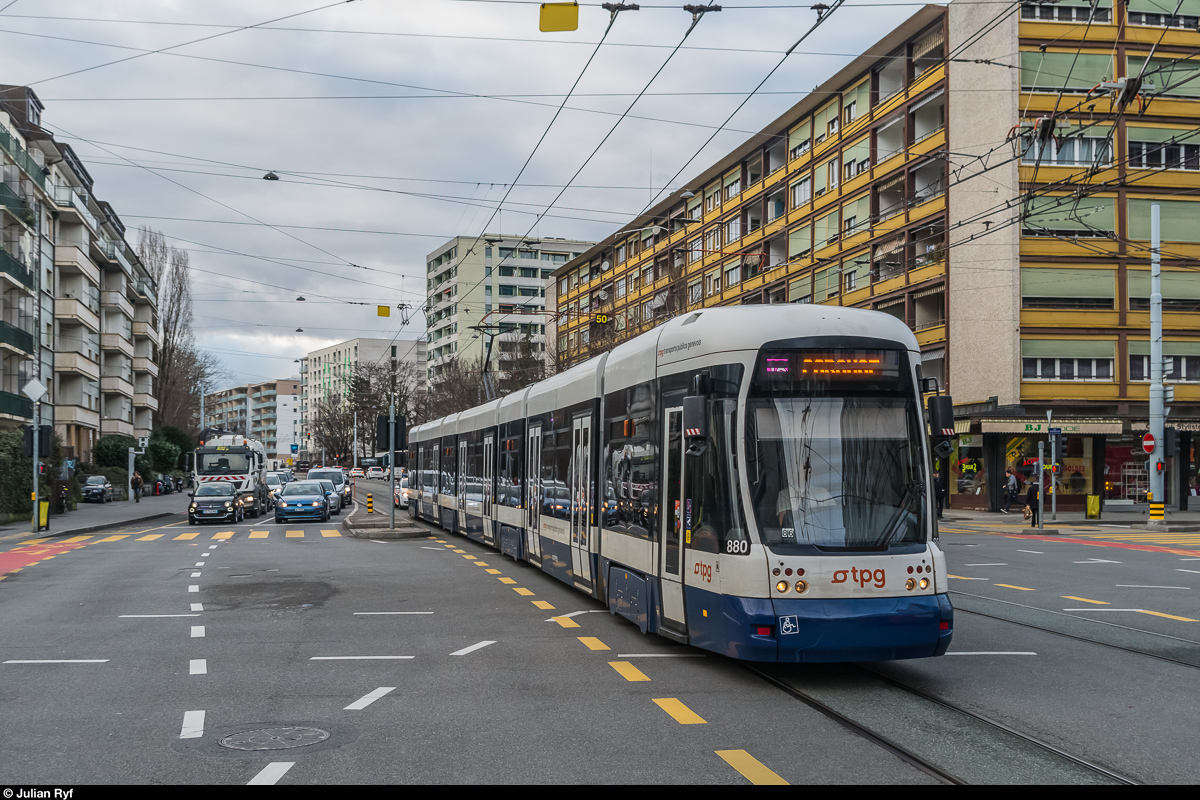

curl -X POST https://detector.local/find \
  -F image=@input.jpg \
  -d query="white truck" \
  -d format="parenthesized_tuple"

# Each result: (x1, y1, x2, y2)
(192, 434, 271, 518)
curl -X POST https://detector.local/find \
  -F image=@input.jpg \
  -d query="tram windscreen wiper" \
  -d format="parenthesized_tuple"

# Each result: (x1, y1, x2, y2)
(874, 480, 923, 547)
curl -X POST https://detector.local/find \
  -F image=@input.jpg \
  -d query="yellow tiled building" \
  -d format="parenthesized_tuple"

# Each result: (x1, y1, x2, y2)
(552, 0, 1200, 511)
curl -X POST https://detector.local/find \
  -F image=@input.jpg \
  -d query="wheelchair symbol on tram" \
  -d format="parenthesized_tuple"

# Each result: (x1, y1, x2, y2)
(778, 615, 800, 636)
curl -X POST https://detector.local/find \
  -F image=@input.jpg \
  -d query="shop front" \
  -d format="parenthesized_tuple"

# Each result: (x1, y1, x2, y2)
(1129, 420, 1200, 510)
(949, 418, 1122, 512)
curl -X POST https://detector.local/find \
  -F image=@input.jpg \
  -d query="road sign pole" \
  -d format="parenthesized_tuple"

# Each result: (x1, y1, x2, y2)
(1037, 441, 1045, 531)
(31, 400, 39, 533)
(1149, 202, 1165, 526)
(389, 392, 396, 530)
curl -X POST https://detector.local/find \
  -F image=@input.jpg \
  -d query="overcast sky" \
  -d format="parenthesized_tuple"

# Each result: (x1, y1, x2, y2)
(0, 0, 938, 390)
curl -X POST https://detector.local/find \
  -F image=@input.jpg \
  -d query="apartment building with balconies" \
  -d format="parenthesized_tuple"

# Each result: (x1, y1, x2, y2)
(0, 85, 159, 463)
(551, 0, 1200, 512)
(424, 234, 593, 390)
(203, 379, 300, 461)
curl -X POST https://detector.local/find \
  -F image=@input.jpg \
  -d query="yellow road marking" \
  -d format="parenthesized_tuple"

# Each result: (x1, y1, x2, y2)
(608, 661, 650, 682)
(61, 536, 92, 543)
(453, 549, 466, 554)
(654, 698, 706, 725)
(443, 545, 455, 549)
(551, 616, 581, 629)
(96, 535, 129, 543)
(499, 577, 517, 585)
(1062, 596, 1109, 605)
(1137, 609, 1198, 622)
(41, 555, 55, 560)
(249, 531, 269, 539)
(321, 530, 341, 537)
(994, 583, 1035, 591)
(474, 561, 488, 566)
(513, 588, 534, 596)
(716, 750, 788, 785)
(286, 530, 304, 538)
(578, 637, 609, 651)
(532, 601, 555, 610)
(461, 554, 476, 559)
(174, 533, 200, 540)
(212, 531, 234, 540)
(19, 540, 43, 545)
(486, 569, 502, 575)
(137, 534, 165, 541)
(947, 574, 987, 580)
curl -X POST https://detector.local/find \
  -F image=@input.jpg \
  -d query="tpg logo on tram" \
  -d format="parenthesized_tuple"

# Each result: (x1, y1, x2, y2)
(832, 567, 886, 588)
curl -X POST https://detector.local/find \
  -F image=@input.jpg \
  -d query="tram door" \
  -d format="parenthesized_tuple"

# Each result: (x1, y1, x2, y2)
(525, 424, 543, 561)
(483, 433, 494, 543)
(570, 414, 593, 589)
(458, 439, 468, 528)
(660, 407, 686, 630)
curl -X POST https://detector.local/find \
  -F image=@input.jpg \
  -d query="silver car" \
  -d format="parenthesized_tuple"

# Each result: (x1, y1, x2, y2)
(316, 479, 342, 515)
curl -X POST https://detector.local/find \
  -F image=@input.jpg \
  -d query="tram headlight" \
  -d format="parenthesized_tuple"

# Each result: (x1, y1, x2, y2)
(775, 580, 789, 593)
(905, 578, 916, 591)
(794, 580, 808, 594)
(919, 577, 929, 590)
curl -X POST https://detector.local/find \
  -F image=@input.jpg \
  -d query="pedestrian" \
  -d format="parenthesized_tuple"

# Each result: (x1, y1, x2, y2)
(131, 471, 143, 503)
(1025, 480, 1039, 527)
(1003, 468, 1019, 513)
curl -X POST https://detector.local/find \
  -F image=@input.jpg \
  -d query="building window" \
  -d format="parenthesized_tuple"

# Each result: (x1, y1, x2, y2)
(1128, 138, 1200, 171)
(1129, 354, 1200, 382)
(689, 280, 702, 304)
(724, 262, 741, 287)
(1021, 357, 1113, 381)
(616, 277, 626, 299)
(791, 177, 811, 207)
(1021, 2, 1111, 23)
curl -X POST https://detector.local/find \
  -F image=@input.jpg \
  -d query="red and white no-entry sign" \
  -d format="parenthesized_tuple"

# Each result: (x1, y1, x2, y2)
(1142, 433, 1156, 454)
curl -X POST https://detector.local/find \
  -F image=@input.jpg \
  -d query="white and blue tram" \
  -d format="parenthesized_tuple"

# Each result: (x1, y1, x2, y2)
(409, 305, 954, 662)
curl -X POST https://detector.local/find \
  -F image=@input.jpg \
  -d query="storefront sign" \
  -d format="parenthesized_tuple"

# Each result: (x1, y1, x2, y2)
(1132, 420, 1200, 432)
(981, 419, 1122, 434)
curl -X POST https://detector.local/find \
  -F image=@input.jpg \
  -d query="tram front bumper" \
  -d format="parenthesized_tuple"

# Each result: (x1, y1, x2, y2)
(688, 589, 953, 662)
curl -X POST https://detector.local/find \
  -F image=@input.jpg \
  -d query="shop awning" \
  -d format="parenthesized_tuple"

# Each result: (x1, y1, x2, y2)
(980, 418, 1122, 435)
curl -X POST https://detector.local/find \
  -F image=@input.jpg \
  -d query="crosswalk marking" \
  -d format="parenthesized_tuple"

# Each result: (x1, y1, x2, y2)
(321, 530, 341, 537)
(175, 533, 200, 540)
(212, 531, 233, 540)
(96, 535, 129, 543)
(137, 534, 164, 541)
(61, 536, 92, 543)
(249, 531, 269, 539)
(286, 530, 304, 538)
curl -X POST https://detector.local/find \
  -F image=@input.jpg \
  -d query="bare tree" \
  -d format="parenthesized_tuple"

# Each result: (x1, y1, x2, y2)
(137, 227, 224, 433)
(310, 391, 354, 464)
(425, 354, 488, 419)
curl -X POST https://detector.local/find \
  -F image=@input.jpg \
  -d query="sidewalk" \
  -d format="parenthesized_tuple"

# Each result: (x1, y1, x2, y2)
(0, 491, 192, 542)
(942, 505, 1200, 527)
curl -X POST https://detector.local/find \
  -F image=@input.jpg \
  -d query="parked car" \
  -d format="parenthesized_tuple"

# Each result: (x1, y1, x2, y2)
(274, 481, 330, 523)
(189, 482, 245, 525)
(82, 475, 113, 503)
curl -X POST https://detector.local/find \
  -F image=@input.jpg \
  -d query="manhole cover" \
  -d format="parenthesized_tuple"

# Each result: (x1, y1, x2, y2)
(218, 726, 331, 751)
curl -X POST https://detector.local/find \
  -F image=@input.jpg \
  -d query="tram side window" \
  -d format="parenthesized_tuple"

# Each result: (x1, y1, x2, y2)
(440, 439, 457, 495)
(498, 423, 525, 508)
(421, 444, 438, 493)
(683, 367, 748, 554)
(541, 418, 574, 520)
(603, 380, 659, 540)
(464, 431, 485, 506)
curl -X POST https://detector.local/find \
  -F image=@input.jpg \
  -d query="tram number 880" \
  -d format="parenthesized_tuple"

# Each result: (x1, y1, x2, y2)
(724, 539, 750, 555)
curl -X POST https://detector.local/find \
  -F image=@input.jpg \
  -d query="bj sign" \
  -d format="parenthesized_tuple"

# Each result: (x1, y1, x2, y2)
(1142, 433, 1156, 455)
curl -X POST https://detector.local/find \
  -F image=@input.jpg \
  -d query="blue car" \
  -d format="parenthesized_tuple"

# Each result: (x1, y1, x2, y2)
(274, 481, 330, 523)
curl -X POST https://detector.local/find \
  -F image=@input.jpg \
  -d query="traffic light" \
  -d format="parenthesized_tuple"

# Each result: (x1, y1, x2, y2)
(376, 415, 408, 451)
(22, 425, 52, 458)
(1164, 427, 1177, 458)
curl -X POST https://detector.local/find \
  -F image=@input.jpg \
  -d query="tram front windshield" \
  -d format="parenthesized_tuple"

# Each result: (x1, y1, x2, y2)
(745, 349, 927, 551)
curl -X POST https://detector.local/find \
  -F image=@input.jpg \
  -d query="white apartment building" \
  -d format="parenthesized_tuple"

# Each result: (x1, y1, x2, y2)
(298, 337, 425, 448)
(424, 234, 593, 388)
(202, 378, 300, 461)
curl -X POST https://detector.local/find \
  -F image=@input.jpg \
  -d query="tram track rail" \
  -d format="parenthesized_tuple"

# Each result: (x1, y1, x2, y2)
(951, 590, 1200, 670)
(743, 660, 1139, 785)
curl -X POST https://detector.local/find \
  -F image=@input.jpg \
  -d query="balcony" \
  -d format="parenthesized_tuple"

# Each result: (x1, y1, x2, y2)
(100, 333, 134, 358)
(132, 320, 161, 345)
(0, 247, 36, 291)
(101, 375, 134, 398)
(51, 184, 99, 233)
(0, 389, 33, 420)
(56, 404, 100, 429)
(54, 351, 100, 381)
(101, 418, 135, 437)
(0, 182, 36, 227)
(132, 356, 159, 377)
(55, 297, 101, 332)
(134, 278, 157, 307)
(101, 289, 134, 319)
(100, 239, 134, 277)
(54, 244, 101, 285)
(0, 320, 34, 355)
(0, 125, 47, 191)
(133, 392, 159, 411)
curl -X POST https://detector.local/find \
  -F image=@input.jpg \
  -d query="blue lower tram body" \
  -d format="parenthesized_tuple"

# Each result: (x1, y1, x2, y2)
(685, 587, 954, 662)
